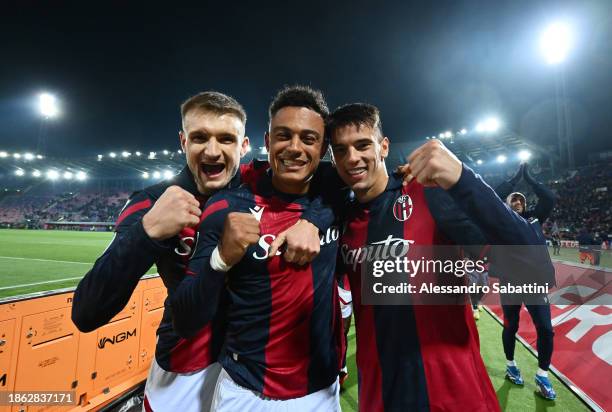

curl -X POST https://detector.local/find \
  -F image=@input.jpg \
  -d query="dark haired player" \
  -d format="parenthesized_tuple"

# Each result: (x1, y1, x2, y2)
(328, 103, 555, 411)
(495, 163, 557, 399)
(171, 85, 344, 410)
(72, 91, 325, 412)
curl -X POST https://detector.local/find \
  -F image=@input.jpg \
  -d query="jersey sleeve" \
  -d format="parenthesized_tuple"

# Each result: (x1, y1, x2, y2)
(446, 165, 555, 283)
(424, 187, 488, 259)
(524, 172, 556, 222)
(447, 164, 543, 245)
(71, 191, 168, 332)
(169, 195, 232, 338)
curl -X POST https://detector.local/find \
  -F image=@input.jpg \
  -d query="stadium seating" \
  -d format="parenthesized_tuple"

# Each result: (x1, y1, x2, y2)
(1, 154, 610, 239)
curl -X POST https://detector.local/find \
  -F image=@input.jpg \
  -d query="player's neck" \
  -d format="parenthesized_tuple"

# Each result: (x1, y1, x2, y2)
(355, 173, 388, 204)
(271, 175, 309, 195)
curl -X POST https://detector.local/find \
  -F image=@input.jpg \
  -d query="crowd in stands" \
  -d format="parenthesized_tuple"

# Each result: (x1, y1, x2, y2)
(545, 165, 611, 241)
(0, 189, 129, 229)
(0, 163, 610, 238)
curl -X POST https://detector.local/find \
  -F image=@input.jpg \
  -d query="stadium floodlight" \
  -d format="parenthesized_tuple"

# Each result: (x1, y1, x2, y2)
(260, 146, 268, 155)
(13, 153, 21, 159)
(163, 150, 169, 155)
(76, 171, 87, 181)
(24, 153, 34, 160)
(444, 131, 452, 138)
(39, 93, 59, 118)
(149, 151, 156, 159)
(518, 150, 532, 161)
(540, 22, 573, 65)
(246, 145, 252, 153)
(476, 117, 500, 133)
(142, 172, 150, 179)
(0, 151, 7, 158)
(163, 170, 173, 179)
(109, 152, 117, 158)
(476, 159, 483, 165)
(438, 133, 444, 138)
(32, 170, 41, 177)
(135, 151, 142, 156)
(177, 149, 182, 154)
(36, 154, 43, 159)
(153, 171, 161, 179)
(46, 170, 59, 180)
(63, 171, 73, 180)
(496, 154, 507, 164)
(14, 169, 25, 176)
(97, 154, 103, 161)
(121, 151, 131, 158)
(459, 128, 467, 135)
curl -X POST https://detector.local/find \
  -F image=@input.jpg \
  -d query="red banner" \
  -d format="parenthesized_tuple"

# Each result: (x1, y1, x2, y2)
(488, 261, 611, 411)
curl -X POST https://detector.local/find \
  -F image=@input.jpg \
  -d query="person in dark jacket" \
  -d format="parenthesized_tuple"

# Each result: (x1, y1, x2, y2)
(495, 162, 558, 400)
(496, 163, 556, 223)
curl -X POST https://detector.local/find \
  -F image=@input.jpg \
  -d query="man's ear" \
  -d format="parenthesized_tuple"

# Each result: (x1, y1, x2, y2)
(239, 136, 250, 158)
(264, 132, 270, 151)
(380, 136, 390, 159)
(179, 131, 187, 152)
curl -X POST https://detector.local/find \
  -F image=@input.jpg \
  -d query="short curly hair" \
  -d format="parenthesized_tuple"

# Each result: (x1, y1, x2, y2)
(268, 85, 329, 121)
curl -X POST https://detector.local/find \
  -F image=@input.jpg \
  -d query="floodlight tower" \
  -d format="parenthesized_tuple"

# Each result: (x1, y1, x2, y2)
(37, 93, 59, 155)
(540, 22, 574, 168)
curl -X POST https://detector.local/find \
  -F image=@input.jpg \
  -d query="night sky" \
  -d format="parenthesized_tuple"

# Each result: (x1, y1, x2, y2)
(1, 0, 611, 164)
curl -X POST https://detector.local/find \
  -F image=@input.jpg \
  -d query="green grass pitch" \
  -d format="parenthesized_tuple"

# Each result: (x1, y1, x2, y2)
(0, 229, 595, 410)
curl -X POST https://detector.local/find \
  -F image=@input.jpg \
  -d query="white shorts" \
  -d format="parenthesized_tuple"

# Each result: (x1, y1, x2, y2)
(143, 359, 221, 412)
(211, 368, 340, 412)
(338, 286, 353, 319)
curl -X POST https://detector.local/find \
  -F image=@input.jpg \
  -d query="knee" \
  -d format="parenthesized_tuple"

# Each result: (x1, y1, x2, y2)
(536, 323, 554, 338)
(503, 318, 520, 334)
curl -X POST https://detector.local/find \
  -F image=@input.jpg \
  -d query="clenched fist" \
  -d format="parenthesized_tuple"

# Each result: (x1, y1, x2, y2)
(268, 219, 320, 265)
(142, 186, 201, 240)
(218, 212, 261, 267)
(405, 140, 463, 190)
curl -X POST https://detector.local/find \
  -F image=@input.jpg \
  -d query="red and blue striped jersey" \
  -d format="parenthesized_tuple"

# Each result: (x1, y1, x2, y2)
(171, 173, 343, 399)
(73, 162, 332, 374)
(338, 165, 553, 411)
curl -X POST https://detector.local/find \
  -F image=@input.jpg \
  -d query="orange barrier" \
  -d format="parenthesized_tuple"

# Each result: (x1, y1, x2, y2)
(0, 275, 166, 412)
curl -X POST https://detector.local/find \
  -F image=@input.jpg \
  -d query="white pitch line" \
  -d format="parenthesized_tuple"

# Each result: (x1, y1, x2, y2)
(0, 276, 84, 291)
(0, 256, 93, 265)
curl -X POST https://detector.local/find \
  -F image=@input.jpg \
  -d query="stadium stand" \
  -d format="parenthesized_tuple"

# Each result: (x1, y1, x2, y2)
(547, 163, 611, 239)
(0, 148, 609, 241)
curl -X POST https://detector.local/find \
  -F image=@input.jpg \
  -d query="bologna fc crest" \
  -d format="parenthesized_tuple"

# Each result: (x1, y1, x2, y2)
(393, 194, 413, 222)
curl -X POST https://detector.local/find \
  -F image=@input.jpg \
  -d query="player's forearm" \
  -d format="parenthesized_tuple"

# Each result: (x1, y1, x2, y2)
(71, 222, 160, 332)
(447, 165, 541, 245)
(531, 183, 556, 222)
(170, 260, 225, 338)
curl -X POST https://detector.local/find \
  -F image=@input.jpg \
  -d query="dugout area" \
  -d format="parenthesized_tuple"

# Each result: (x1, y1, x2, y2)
(0, 275, 164, 412)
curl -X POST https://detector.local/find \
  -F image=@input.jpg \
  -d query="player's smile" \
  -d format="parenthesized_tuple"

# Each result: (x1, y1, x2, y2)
(278, 157, 309, 171)
(180, 109, 249, 195)
(266, 106, 326, 195)
(346, 166, 368, 181)
(201, 162, 225, 179)
(331, 123, 389, 202)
